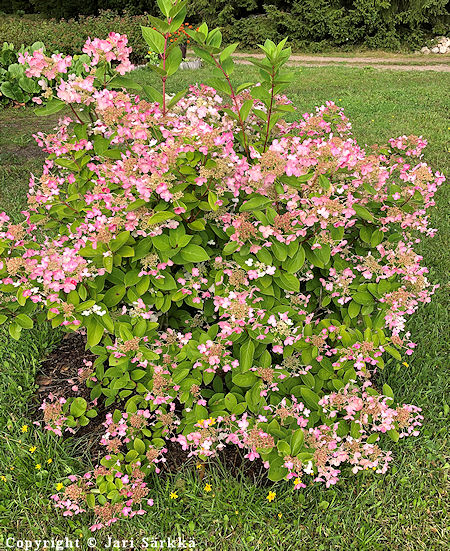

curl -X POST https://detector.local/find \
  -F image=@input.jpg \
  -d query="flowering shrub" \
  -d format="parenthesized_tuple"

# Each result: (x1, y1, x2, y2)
(0, 0, 444, 531)
(0, 39, 122, 107)
(0, 11, 152, 65)
(0, 41, 89, 106)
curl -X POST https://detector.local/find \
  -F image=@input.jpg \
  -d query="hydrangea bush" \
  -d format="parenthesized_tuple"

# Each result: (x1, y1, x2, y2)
(0, 0, 444, 531)
(0, 41, 104, 107)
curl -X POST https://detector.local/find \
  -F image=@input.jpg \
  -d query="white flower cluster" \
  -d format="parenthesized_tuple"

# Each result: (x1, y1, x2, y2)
(81, 304, 107, 316)
(244, 258, 276, 277)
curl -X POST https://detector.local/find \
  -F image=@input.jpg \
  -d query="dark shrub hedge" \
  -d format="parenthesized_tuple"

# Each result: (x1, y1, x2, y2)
(1, 1, 449, 52)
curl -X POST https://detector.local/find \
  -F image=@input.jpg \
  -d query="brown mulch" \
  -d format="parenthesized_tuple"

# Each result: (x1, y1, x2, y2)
(36, 332, 94, 402)
(33, 332, 269, 483)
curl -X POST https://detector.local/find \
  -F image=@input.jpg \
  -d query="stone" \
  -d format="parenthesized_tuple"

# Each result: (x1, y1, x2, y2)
(420, 46, 430, 54)
(439, 45, 447, 54)
(431, 46, 440, 53)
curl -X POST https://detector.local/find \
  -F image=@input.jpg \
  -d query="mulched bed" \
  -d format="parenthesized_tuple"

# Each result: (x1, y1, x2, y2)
(33, 332, 269, 484)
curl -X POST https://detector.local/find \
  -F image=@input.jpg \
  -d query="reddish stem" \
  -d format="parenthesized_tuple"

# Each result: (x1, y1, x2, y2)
(209, 54, 249, 157)
(69, 104, 84, 125)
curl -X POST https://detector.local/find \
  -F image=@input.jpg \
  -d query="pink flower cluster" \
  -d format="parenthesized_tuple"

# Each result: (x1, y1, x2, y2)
(18, 33, 134, 105)
(82, 32, 134, 75)
(18, 49, 72, 79)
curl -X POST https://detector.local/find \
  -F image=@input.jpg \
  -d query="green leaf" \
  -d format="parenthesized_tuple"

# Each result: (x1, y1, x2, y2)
(318, 174, 331, 190)
(142, 84, 163, 103)
(15, 313, 33, 329)
(283, 245, 305, 273)
(387, 428, 399, 442)
(8, 322, 22, 340)
(70, 397, 87, 418)
(239, 99, 253, 121)
(103, 285, 126, 307)
(110, 231, 130, 252)
(86, 318, 104, 347)
(103, 255, 113, 276)
(133, 437, 146, 455)
(314, 244, 331, 266)
(382, 383, 395, 404)
(267, 461, 288, 482)
(157, 0, 171, 17)
(348, 300, 361, 319)
(240, 339, 255, 371)
(220, 43, 238, 61)
(240, 196, 272, 211)
(180, 244, 210, 263)
(224, 393, 238, 411)
(352, 291, 374, 306)
(208, 190, 219, 211)
(278, 272, 300, 292)
(165, 46, 182, 76)
(147, 211, 175, 225)
(108, 76, 142, 91)
(34, 98, 64, 116)
(85, 493, 96, 509)
(384, 345, 402, 361)
(141, 26, 165, 53)
(353, 205, 375, 222)
(360, 226, 372, 243)
(232, 372, 258, 387)
(290, 429, 305, 456)
(131, 369, 147, 381)
(277, 440, 291, 456)
(167, 88, 187, 109)
(300, 387, 320, 410)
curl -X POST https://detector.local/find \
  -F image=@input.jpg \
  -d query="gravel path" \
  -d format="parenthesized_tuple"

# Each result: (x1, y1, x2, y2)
(234, 52, 450, 72)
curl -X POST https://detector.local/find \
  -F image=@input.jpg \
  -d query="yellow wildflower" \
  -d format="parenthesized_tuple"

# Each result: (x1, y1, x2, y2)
(47, 458, 52, 464)
(29, 446, 37, 453)
(278, 513, 283, 519)
(56, 483, 64, 491)
(204, 483, 212, 492)
(170, 491, 178, 499)
(21, 425, 28, 433)
(294, 477, 302, 486)
(266, 491, 276, 502)
(0, 475, 6, 482)
(35, 464, 41, 470)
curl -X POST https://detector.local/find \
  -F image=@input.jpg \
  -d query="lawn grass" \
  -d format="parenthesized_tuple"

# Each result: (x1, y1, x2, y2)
(0, 65, 448, 550)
